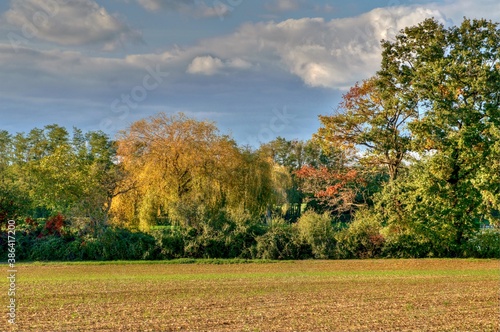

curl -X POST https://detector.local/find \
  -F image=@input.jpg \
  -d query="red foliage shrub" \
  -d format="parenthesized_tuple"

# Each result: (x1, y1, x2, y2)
(43, 213, 66, 237)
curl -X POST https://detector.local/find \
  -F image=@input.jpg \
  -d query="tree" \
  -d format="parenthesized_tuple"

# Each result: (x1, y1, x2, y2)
(374, 18, 500, 253)
(295, 165, 366, 214)
(316, 75, 417, 181)
(113, 112, 273, 229)
(260, 138, 342, 219)
(0, 125, 121, 234)
(69, 131, 124, 234)
(0, 130, 29, 226)
(233, 147, 276, 219)
(296, 211, 336, 258)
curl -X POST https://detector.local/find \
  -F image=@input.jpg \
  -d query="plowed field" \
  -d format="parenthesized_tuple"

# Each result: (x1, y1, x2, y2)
(4, 259, 499, 331)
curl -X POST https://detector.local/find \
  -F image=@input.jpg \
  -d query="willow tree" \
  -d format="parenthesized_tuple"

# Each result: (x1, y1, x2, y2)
(113, 113, 273, 230)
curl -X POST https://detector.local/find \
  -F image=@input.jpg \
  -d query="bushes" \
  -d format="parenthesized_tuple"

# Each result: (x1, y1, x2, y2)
(464, 228, 500, 258)
(146, 213, 266, 259)
(226, 222, 267, 258)
(183, 225, 228, 258)
(80, 228, 157, 260)
(255, 217, 309, 260)
(28, 237, 68, 261)
(150, 227, 185, 259)
(0, 221, 158, 261)
(27, 227, 157, 261)
(296, 211, 335, 258)
(381, 230, 432, 258)
(334, 208, 385, 259)
(2, 213, 498, 261)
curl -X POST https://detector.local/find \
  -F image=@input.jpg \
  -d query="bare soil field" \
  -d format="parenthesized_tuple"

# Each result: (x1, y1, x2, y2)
(3, 259, 500, 331)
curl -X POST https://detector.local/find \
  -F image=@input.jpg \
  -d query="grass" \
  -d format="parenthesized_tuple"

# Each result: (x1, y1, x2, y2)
(24, 258, 282, 266)
(3, 259, 499, 331)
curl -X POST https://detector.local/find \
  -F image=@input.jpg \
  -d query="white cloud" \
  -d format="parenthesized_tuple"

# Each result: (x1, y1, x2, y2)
(0, 3, 447, 94)
(189, 6, 444, 88)
(1, 0, 498, 143)
(136, 0, 231, 18)
(428, 0, 500, 25)
(227, 58, 252, 70)
(3, 0, 141, 50)
(187, 55, 252, 75)
(187, 55, 224, 75)
(0, 0, 496, 102)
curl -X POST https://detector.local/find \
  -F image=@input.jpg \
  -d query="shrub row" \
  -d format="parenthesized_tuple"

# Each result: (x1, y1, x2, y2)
(1, 212, 498, 261)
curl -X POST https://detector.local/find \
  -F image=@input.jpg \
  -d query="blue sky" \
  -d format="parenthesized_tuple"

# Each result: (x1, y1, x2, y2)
(0, 0, 498, 146)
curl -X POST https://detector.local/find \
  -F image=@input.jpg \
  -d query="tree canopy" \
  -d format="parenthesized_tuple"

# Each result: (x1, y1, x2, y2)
(0, 17, 498, 260)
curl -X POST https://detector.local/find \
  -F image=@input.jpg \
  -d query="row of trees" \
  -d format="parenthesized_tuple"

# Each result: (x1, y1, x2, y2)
(315, 18, 500, 255)
(1, 18, 499, 259)
(0, 125, 119, 233)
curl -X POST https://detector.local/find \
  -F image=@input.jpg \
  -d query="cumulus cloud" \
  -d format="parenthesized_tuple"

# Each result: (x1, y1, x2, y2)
(187, 55, 224, 75)
(137, 0, 231, 18)
(0, 3, 449, 99)
(426, 0, 500, 25)
(187, 55, 252, 75)
(0, 3, 455, 91)
(280, 6, 445, 88)
(0, 0, 495, 96)
(1, 0, 498, 143)
(187, 6, 444, 89)
(3, 0, 142, 50)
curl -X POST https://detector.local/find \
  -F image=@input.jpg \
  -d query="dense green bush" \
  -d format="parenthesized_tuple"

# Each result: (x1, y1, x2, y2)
(28, 236, 67, 261)
(183, 224, 228, 258)
(296, 211, 335, 258)
(224, 222, 266, 258)
(150, 227, 185, 259)
(2, 213, 498, 261)
(0, 222, 158, 261)
(255, 218, 310, 259)
(380, 229, 432, 258)
(463, 228, 500, 258)
(82, 228, 157, 260)
(172, 211, 267, 259)
(0, 229, 35, 261)
(334, 209, 385, 259)
(181, 224, 261, 259)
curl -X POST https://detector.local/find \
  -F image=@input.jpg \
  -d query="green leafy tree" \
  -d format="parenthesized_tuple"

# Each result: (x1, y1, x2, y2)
(374, 18, 500, 253)
(1, 125, 120, 234)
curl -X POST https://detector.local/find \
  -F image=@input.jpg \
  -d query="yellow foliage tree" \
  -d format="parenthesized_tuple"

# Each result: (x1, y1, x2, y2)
(111, 113, 273, 230)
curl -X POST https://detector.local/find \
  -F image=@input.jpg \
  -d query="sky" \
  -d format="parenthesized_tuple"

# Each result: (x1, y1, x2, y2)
(0, 0, 499, 147)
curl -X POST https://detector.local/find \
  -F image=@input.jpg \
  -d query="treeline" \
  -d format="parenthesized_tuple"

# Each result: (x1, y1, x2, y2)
(1, 18, 499, 260)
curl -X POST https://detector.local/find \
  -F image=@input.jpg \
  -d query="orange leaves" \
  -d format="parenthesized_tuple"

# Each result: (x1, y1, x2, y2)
(295, 166, 365, 212)
(340, 79, 376, 110)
